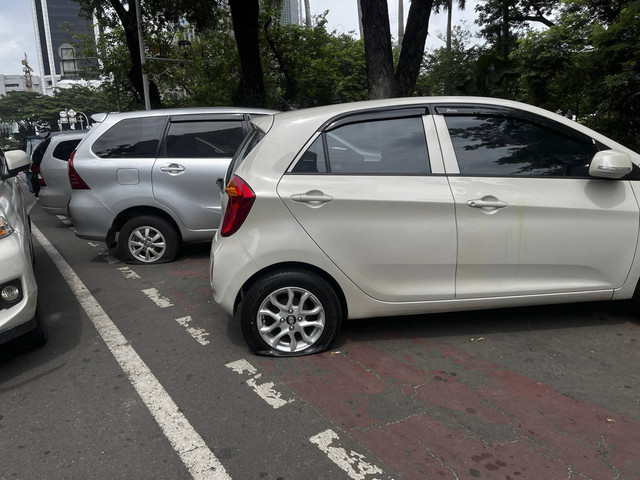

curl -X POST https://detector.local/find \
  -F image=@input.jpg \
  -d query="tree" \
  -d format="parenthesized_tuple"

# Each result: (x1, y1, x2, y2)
(476, 0, 558, 59)
(432, 0, 467, 51)
(360, 0, 435, 99)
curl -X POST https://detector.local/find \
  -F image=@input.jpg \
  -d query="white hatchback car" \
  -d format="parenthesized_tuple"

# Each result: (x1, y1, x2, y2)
(210, 97, 640, 356)
(0, 149, 46, 348)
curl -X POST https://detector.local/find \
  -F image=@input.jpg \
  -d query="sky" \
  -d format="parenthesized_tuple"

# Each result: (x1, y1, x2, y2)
(0, 0, 480, 77)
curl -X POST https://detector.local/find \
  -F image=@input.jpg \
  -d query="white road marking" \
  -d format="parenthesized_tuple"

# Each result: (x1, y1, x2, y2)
(55, 215, 72, 226)
(31, 224, 231, 480)
(310, 429, 387, 480)
(99, 252, 120, 264)
(88, 242, 101, 247)
(142, 288, 174, 308)
(176, 316, 210, 346)
(117, 266, 141, 279)
(225, 359, 294, 409)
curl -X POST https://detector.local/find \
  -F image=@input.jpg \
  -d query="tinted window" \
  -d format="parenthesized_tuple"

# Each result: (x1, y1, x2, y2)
(92, 116, 166, 158)
(324, 117, 429, 174)
(31, 138, 51, 167)
(445, 115, 597, 177)
(291, 137, 327, 173)
(52, 139, 82, 161)
(164, 120, 245, 158)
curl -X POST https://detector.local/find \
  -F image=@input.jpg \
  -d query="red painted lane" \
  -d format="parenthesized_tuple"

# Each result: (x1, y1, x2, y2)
(279, 341, 640, 479)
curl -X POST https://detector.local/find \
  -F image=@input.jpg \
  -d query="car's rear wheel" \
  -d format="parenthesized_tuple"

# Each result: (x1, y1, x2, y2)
(241, 269, 342, 356)
(118, 215, 178, 264)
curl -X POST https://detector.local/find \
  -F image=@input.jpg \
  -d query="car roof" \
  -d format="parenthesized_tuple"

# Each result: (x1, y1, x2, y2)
(98, 107, 279, 122)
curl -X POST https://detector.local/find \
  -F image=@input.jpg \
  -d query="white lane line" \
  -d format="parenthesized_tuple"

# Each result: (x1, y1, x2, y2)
(310, 429, 387, 480)
(55, 215, 72, 226)
(117, 266, 141, 279)
(142, 288, 174, 308)
(31, 225, 231, 480)
(176, 316, 210, 346)
(88, 242, 101, 247)
(225, 359, 294, 409)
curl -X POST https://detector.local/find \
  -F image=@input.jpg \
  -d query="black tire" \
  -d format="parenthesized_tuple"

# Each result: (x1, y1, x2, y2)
(24, 309, 48, 348)
(118, 215, 178, 264)
(241, 269, 342, 357)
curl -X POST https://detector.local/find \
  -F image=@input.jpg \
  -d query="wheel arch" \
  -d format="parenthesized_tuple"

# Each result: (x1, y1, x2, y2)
(110, 206, 183, 244)
(234, 262, 348, 318)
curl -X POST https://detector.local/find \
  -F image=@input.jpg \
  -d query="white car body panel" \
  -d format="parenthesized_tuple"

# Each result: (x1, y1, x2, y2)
(210, 96, 640, 327)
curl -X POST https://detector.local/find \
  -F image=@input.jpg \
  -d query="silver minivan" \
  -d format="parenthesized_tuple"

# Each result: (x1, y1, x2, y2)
(68, 107, 276, 264)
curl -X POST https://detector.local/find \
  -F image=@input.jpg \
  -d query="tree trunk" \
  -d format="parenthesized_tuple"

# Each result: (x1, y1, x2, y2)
(501, 1, 510, 60)
(395, 0, 434, 97)
(359, 0, 395, 99)
(446, 0, 452, 51)
(229, 0, 266, 107)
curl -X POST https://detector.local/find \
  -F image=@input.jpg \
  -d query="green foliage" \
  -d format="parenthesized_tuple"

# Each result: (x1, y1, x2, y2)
(0, 86, 113, 145)
(262, 19, 367, 108)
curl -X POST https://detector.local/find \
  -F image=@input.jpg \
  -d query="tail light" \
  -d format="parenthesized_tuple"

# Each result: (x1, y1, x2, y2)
(221, 175, 255, 237)
(68, 150, 90, 190)
(31, 164, 46, 186)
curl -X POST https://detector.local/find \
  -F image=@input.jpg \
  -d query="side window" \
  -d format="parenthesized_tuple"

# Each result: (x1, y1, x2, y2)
(226, 128, 265, 180)
(445, 115, 597, 177)
(291, 137, 327, 173)
(164, 120, 245, 158)
(293, 117, 430, 175)
(92, 117, 166, 158)
(52, 139, 82, 161)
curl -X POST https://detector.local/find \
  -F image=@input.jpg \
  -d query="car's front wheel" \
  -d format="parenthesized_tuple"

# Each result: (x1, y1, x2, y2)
(118, 215, 178, 264)
(241, 269, 342, 356)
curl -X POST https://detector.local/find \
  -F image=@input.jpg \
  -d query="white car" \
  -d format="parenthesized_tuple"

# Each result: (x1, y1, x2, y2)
(210, 96, 640, 356)
(0, 149, 46, 348)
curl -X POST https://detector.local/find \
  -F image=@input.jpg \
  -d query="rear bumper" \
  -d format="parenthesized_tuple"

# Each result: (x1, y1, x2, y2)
(68, 191, 114, 241)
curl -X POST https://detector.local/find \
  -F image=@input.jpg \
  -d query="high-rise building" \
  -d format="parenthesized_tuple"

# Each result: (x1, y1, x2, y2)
(280, 0, 301, 25)
(30, 0, 96, 95)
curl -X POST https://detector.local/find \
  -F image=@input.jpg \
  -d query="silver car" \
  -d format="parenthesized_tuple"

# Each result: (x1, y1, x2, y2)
(210, 96, 640, 356)
(31, 131, 86, 215)
(0, 149, 46, 348)
(68, 107, 276, 264)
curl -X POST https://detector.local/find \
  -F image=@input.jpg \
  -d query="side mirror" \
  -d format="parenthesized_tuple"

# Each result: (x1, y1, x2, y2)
(1, 150, 30, 180)
(589, 150, 633, 179)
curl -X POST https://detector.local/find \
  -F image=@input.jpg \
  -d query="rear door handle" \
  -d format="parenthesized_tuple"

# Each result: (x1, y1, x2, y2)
(291, 191, 334, 205)
(160, 163, 185, 174)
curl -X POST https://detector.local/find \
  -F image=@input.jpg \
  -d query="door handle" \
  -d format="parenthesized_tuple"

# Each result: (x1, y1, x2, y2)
(160, 163, 185, 174)
(291, 191, 334, 205)
(466, 199, 509, 209)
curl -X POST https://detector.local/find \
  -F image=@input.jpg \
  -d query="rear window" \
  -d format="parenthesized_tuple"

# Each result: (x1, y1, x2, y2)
(31, 138, 51, 167)
(52, 139, 82, 161)
(225, 128, 265, 181)
(92, 116, 166, 158)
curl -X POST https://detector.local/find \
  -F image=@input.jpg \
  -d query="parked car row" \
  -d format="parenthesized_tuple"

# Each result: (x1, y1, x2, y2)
(11, 97, 640, 357)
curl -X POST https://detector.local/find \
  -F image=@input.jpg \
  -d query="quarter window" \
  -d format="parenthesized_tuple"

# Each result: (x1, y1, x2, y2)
(445, 115, 597, 177)
(92, 117, 166, 158)
(52, 139, 82, 161)
(164, 121, 245, 158)
(293, 117, 430, 175)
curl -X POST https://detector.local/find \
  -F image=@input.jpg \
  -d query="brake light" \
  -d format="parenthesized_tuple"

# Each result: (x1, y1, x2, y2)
(221, 175, 255, 237)
(31, 164, 46, 186)
(68, 150, 90, 190)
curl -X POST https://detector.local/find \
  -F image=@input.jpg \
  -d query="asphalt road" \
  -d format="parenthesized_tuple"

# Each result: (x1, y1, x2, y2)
(1, 186, 639, 480)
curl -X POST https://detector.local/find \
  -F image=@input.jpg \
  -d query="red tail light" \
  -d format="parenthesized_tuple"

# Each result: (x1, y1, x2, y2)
(221, 175, 255, 237)
(31, 164, 46, 186)
(68, 150, 90, 190)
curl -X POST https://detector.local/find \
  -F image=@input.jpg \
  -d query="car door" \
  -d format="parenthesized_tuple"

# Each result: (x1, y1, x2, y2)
(277, 111, 457, 302)
(152, 114, 247, 232)
(433, 105, 639, 299)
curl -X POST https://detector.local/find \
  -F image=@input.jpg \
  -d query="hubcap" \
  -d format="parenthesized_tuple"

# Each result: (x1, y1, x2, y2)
(257, 287, 325, 353)
(128, 226, 166, 263)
